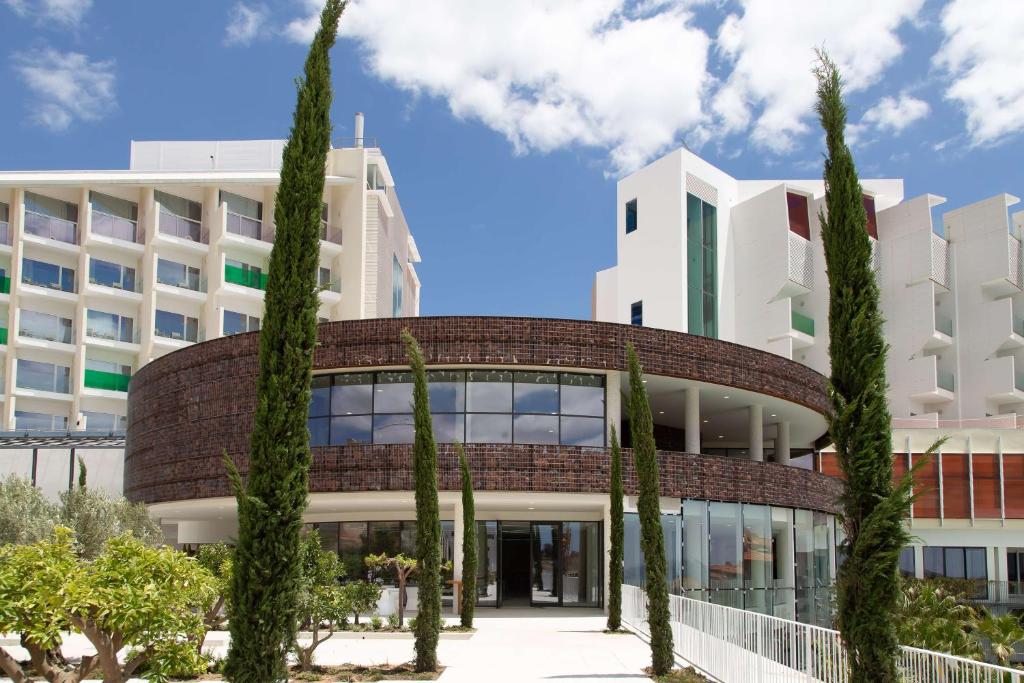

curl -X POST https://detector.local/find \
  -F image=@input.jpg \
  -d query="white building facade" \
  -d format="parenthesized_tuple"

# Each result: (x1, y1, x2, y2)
(0, 125, 420, 496)
(594, 147, 1024, 609)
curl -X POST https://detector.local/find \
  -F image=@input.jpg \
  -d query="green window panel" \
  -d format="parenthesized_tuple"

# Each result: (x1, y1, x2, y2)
(224, 263, 267, 290)
(791, 310, 815, 337)
(0, 328, 7, 345)
(686, 192, 717, 338)
(0, 276, 8, 294)
(83, 368, 131, 392)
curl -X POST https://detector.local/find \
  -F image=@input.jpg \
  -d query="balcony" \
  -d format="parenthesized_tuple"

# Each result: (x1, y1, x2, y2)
(983, 355, 1024, 404)
(907, 355, 955, 403)
(24, 210, 77, 246)
(156, 210, 207, 254)
(788, 309, 815, 350)
(0, 220, 10, 249)
(224, 263, 267, 290)
(83, 368, 130, 393)
(84, 274, 143, 303)
(0, 275, 9, 295)
(0, 327, 7, 345)
(320, 222, 343, 256)
(87, 210, 142, 251)
(226, 212, 265, 240)
(930, 233, 951, 289)
(924, 313, 954, 351)
(785, 232, 813, 293)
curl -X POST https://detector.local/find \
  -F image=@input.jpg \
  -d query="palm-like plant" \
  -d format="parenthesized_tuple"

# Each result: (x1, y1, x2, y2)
(975, 612, 1024, 667)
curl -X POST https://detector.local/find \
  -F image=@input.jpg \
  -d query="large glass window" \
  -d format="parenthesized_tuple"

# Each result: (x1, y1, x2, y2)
(89, 192, 138, 242)
(923, 546, 987, 581)
(682, 500, 708, 597)
(81, 411, 127, 432)
(686, 192, 717, 338)
(223, 310, 260, 336)
(157, 258, 200, 291)
(22, 258, 74, 292)
(221, 191, 263, 239)
(1009, 550, 1024, 595)
(89, 258, 136, 291)
(19, 310, 72, 344)
(709, 502, 742, 608)
(392, 255, 403, 317)
(24, 192, 77, 243)
(14, 410, 67, 431)
(321, 520, 454, 588)
(156, 190, 203, 242)
(309, 370, 605, 446)
(742, 505, 773, 614)
(87, 309, 134, 343)
(16, 358, 70, 393)
(625, 198, 638, 234)
(154, 309, 199, 342)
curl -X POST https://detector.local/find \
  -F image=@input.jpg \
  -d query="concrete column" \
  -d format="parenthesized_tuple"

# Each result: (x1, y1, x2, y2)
(684, 386, 700, 453)
(606, 371, 621, 442)
(749, 404, 763, 462)
(776, 421, 791, 465)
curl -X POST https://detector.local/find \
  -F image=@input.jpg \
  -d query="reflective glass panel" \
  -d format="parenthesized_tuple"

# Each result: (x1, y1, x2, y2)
(374, 371, 414, 413)
(329, 415, 372, 445)
(513, 372, 559, 414)
(466, 413, 511, 443)
(513, 414, 558, 444)
(330, 373, 373, 415)
(560, 416, 604, 446)
(560, 374, 604, 416)
(682, 500, 708, 595)
(310, 376, 331, 417)
(308, 417, 329, 446)
(431, 413, 465, 444)
(372, 413, 415, 444)
(561, 521, 602, 607)
(427, 370, 464, 412)
(466, 370, 512, 412)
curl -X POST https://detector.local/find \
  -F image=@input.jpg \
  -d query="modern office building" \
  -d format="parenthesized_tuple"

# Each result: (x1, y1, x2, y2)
(593, 147, 1024, 611)
(0, 118, 420, 496)
(125, 316, 843, 619)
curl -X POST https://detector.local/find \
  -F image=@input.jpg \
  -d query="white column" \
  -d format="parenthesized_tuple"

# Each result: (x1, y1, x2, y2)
(606, 371, 621, 443)
(776, 421, 791, 465)
(684, 386, 700, 453)
(749, 404, 763, 462)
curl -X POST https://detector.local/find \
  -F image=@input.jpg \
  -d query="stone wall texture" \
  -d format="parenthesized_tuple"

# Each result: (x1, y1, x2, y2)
(125, 317, 838, 512)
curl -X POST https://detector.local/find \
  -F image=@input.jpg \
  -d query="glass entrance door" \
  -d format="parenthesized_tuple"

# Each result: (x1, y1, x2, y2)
(531, 522, 560, 605)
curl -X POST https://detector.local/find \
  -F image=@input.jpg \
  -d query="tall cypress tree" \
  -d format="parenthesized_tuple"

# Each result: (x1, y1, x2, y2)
(607, 423, 624, 632)
(814, 50, 918, 683)
(626, 344, 673, 675)
(457, 443, 477, 628)
(403, 330, 441, 672)
(224, 3, 344, 681)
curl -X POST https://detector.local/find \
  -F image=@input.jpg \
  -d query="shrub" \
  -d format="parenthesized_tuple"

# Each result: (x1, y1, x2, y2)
(293, 533, 352, 672)
(370, 615, 383, 631)
(345, 580, 383, 625)
(387, 614, 400, 630)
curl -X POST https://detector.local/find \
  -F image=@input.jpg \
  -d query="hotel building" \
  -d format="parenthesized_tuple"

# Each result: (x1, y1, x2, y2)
(0, 117, 420, 494)
(593, 147, 1024, 611)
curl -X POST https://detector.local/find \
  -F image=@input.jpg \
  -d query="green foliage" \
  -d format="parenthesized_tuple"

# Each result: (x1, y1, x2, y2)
(345, 579, 383, 625)
(366, 552, 419, 628)
(371, 615, 383, 631)
(0, 475, 57, 546)
(0, 528, 216, 683)
(225, 2, 344, 682)
(813, 50, 928, 683)
(975, 612, 1024, 667)
(293, 533, 352, 671)
(403, 329, 442, 672)
(457, 442, 477, 628)
(895, 580, 982, 659)
(196, 543, 234, 635)
(58, 485, 163, 559)
(387, 613, 400, 630)
(607, 423, 624, 632)
(626, 343, 674, 675)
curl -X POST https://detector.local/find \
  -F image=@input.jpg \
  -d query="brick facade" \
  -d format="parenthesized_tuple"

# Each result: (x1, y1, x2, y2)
(125, 317, 837, 512)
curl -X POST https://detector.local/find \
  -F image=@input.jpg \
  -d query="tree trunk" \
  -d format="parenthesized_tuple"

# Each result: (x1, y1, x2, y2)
(0, 647, 27, 683)
(398, 574, 407, 627)
(24, 641, 82, 683)
(73, 619, 123, 683)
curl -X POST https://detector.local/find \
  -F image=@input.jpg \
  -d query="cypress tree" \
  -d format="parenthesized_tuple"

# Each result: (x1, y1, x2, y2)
(607, 423, 624, 632)
(403, 330, 441, 672)
(813, 50, 920, 683)
(224, 3, 344, 681)
(626, 344, 673, 675)
(457, 443, 477, 628)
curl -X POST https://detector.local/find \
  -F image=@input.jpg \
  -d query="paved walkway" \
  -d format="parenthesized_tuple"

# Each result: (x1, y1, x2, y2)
(3, 609, 659, 682)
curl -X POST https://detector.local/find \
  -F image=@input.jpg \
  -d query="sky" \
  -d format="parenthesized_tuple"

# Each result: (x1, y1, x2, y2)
(1, 0, 1022, 319)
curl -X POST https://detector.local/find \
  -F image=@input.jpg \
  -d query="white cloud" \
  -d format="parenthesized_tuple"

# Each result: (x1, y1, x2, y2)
(861, 92, 930, 135)
(282, 0, 322, 44)
(294, 0, 710, 174)
(224, 2, 269, 47)
(3, 0, 92, 26)
(934, 0, 1024, 146)
(711, 0, 924, 153)
(12, 48, 115, 132)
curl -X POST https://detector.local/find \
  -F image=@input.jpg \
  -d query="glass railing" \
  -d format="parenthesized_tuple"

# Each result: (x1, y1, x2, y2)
(0, 221, 9, 246)
(86, 325, 138, 344)
(791, 310, 815, 337)
(0, 327, 7, 345)
(83, 368, 131, 392)
(1014, 316, 1024, 338)
(1016, 372, 1024, 393)
(159, 209, 202, 242)
(226, 212, 263, 241)
(935, 315, 954, 337)
(0, 276, 9, 294)
(91, 210, 138, 243)
(320, 279, 342, 294)
(938, 371, 955, 392)
(19, 322, 73, 344)
(154, 326, 203, 343)
(320, 222, 342, 246)
(224, 263, 267, 290)
(24, 210, 77, 244)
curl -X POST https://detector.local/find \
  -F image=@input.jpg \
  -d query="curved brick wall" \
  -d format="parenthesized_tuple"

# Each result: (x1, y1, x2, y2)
(125, 317, 837, 511)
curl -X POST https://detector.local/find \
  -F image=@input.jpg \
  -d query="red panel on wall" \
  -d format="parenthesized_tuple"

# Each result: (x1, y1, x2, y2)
(912, 454, 940, 519)
(787, 192, 811, 239)
(1004, 454, 1024, 519)
(819, 452, 843, 478)
(972, 454, 1002, 519)
(863, 195, 878, 239)
(942, 453, 970, 519)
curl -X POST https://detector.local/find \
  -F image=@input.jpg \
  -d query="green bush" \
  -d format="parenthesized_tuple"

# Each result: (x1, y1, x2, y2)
(344, 580, 383, 625)
(371, 615, 383, 631)
(387, 614, 400, 630)
(293, 533, 352, 672)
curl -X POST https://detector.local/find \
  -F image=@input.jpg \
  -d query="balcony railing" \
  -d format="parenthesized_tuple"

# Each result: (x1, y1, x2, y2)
(24, 210, 77, 244)
(0, 276, 9, 294)
(226, 212, 264, 241)
(159, 209, 203, 242)
(930, 233, 950, 288)
(1014, 316, 1024, 338)
(0, 220, 9, 246)
(786, 232, 813, 289)
(86, 325, 139, 344)
(321, 279, 342, 294)
(935, 315, 954, 337)
(19, 324, 72, 345)
(91, 210, 139, 243)
(83, 368, 131, 392)
(224, 263, 267, 290)
(89, 275, 141, 293)
(1011, 234, 1024, 289)
(791, 310, 815, 337)
(938, 370, 955, 392)
(320, 222, 343, 246)
(0, 327, 7, 345)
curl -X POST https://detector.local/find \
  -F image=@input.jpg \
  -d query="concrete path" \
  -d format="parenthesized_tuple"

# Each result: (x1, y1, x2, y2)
(2, 609, 658, 682)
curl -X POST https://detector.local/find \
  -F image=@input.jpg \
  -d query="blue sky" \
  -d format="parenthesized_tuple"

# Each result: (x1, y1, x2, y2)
(1, 0, 1022, 319)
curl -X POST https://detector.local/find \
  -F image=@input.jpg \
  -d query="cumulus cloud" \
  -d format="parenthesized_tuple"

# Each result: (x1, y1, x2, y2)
(861, 92, 930, 135)
(711, 0, 924, 153)
(288, 0, 711, 175)
(224, 2, 269, 47)
(3, 0, 92, 26)
(934, 0, 1024, 146)
(12, 48, 116, 132)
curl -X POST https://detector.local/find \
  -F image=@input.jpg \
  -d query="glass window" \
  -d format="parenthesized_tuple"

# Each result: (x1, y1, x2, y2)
(19, 310, 72, 344)
(560, 373, 604, 416)
(87, 309, 131, 342)
(466, 370, 513, 412)
(372, 413, 414, 444)
(513, 414, 559, 444)
(25, 192, 77, 222)
(709, 502, 741, 607)
(687, 191, 718, 339)
(630, 301, 642, 326)
(14, 410, 67, 431)
(81, 411, 126, 432)
(339, 522, 369, 578)
(220, 191, 262, 221)
(329, 415, 372, 445)
(375, 371, 414, 413)
(23, 258, 74, 292)
(466, 413, 511, 443)
(625, 198, 638, 234)
(392, 254, 403, 317)
(223, 310, 259, 335)
(156, 190, 202, 221)
(559, 416, 604, 446)
(742, 505, 773, 611)
(310, 376, 331, 417)
(431, 413, 465, 443)
(513, 372, 559, 414)
(308, 417, 329, 446)
(90, 191, 137, 221)
(331, 373, 373, 415)
(154, 310, 199, 342)
(427, 370, 464, 412)
(561, 521, 602, 606)
(16, 358, 70, 393)
(89, 258, 135, 290)
(682, 500, 708, 594)
(157, 258, 200, 290)
(899, 547, 916, 578)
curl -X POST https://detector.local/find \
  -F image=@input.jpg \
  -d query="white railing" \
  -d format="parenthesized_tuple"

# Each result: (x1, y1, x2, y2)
(1010, 234, 1023, 289)
(787, 231, 813, 290)
(621, 584, 1023, 683)
(930, 233, 950, 288)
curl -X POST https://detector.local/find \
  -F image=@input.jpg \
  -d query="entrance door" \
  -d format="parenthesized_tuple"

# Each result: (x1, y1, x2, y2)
(498, 521, 532, 607)
(530, 522, 561, 605)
